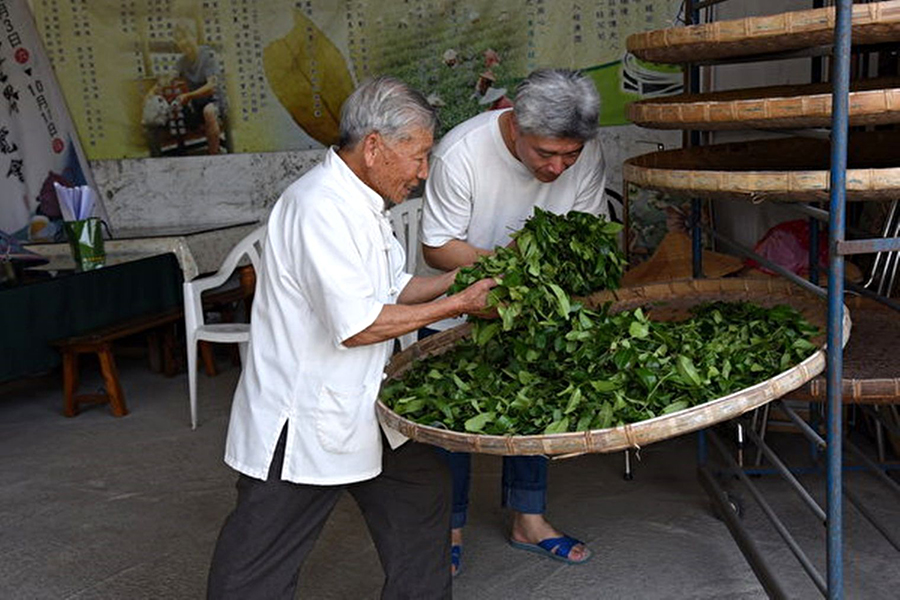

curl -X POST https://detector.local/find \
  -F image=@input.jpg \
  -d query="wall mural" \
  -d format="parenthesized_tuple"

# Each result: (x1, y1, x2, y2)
(31, 0, 683, 160)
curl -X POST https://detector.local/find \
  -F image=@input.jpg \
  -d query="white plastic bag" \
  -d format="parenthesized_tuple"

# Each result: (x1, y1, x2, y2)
(141, 94, 170, 126)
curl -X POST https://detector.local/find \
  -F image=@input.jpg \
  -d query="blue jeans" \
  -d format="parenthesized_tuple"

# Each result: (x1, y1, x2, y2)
(442, 451, 548, 529)
(419, 327, 548, 529)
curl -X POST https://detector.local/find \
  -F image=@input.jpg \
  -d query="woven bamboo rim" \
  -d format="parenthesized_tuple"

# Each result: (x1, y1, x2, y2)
(628, 78, 900, 130)
(623, 131, 900, 203)
(627, 1, 900, 64)
(376, 278, 851, 456)
(790, 296, 900, 404)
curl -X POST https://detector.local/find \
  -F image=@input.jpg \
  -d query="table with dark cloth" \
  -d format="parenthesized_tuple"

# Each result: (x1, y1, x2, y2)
(0, 253, 182, 383)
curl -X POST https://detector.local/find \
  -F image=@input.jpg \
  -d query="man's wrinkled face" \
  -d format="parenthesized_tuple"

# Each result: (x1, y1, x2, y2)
(370, 128, 433, 203)
(514, 130, 584, 183)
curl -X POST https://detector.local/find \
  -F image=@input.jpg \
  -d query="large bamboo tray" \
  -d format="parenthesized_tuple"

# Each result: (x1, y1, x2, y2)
(628, 78, 900, 130)
(627, 1, 900, 64)
(376, 279, 851, 456)
(623, 131, 900, 203)
(790, 296, 900, 404)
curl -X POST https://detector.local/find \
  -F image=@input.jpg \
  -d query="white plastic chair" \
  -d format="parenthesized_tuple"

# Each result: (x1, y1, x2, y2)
(183, 224, 266, 429)
(388, 197, 423, 350)
(861, 198, 900, 298)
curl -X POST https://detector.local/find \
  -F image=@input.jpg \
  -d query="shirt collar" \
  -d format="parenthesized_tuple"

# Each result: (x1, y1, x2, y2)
(325, 146, 387, 217)
(325, 147, 396, 254)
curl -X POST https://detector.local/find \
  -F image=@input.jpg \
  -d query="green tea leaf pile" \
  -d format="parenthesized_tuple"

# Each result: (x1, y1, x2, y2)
(448, 208, 625, 342)
(382, 210, 820, 436)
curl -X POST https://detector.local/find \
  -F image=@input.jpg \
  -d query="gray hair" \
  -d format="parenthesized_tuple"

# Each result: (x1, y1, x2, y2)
(512, 69, 600, 141)
(339, 76, 438, 148)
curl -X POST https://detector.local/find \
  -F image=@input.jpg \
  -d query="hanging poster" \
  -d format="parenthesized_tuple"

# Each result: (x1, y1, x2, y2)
(31, 0, 683, 160)
(0, 0, 100, 242)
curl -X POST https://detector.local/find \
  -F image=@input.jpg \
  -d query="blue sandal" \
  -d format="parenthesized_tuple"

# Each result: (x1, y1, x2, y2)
(451, 544, 462, 577)
(509, 535, 592, 565)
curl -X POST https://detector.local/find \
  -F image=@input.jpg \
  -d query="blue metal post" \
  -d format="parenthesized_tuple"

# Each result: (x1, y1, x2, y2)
(827, 1, 852, 598)
(687, 0, 708, 472)
(689, 1, 703, 279)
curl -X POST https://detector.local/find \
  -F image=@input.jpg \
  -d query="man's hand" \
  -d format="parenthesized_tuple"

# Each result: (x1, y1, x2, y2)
(454, 277, 499, 319)
(342, 277, 499, 348)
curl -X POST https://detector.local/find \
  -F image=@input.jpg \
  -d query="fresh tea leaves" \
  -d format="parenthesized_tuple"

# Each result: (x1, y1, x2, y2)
(384, 210, 820, 436)
(382, 301, 820, 435)
(449, 208, 624, 344)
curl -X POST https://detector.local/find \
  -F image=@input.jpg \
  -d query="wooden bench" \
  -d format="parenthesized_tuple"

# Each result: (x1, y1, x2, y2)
(51, 307, 183, 417)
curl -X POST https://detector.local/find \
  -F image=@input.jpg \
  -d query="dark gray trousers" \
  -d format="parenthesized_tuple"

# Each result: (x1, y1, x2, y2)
(207, 431, 452, 599)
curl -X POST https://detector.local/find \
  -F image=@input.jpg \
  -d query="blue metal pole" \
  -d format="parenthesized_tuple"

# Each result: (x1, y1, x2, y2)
(827, 1, 851, 598)
(687, 0, 709, 470)
(689, 1, 702, 279)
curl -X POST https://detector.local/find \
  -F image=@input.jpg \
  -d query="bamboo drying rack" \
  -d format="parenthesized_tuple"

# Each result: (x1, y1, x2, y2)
(627, 1, 900, 64)
(628, 78, 900, 130)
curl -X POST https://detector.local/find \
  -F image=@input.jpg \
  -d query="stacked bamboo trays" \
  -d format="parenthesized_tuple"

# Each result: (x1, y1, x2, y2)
(624, 2, 900, 203)
(789, 295, 900, 404)
(376, 279, 851, 456)
(623, 130, 900, 203)
(628, 78, 900, 131)
(627, 1, 900, 64)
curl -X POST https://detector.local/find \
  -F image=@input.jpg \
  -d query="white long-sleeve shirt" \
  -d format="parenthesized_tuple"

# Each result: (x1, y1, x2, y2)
(224, 148, 412, 485)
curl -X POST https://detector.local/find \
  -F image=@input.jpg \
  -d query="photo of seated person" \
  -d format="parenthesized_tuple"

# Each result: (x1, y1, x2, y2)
(142, 21, 227, 156)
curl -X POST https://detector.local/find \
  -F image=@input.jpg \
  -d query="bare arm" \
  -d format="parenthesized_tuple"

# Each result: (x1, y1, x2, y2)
(178, 75, 218, 104)
(423, 239, 492, 271)
(396, 269, 458, 305)
(343, 278, 496, 347)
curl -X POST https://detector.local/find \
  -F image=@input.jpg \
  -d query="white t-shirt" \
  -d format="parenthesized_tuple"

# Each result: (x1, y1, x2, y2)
(421, 108, 607, 329)
(224, 148, 413, 486)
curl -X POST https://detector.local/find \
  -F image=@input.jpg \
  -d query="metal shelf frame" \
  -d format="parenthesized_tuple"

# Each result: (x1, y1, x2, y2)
(676, 1, 900, 598)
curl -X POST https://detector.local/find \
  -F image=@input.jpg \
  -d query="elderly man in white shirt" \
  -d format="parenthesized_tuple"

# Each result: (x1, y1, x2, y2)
(207, 76, 496, 600)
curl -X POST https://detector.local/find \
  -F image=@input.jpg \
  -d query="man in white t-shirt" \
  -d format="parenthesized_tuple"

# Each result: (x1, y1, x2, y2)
(421, 68, 607, 572)
(207, 76, 496, 599)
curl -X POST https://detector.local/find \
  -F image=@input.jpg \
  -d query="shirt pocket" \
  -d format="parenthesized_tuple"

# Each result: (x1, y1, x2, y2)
(315, 381, 378, 454)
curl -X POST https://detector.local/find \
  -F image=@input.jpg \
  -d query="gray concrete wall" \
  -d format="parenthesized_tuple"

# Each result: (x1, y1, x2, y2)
(93, 149, 325, 232)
